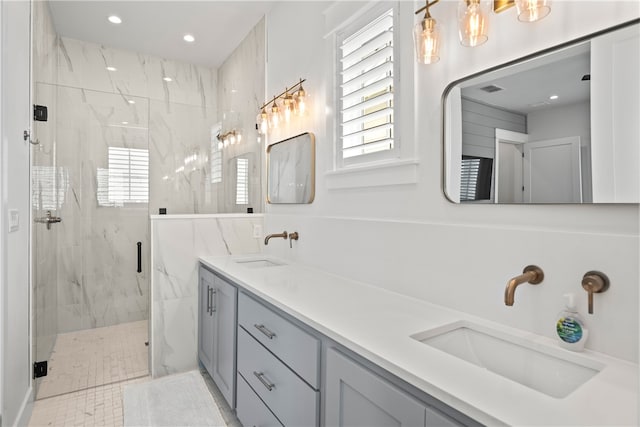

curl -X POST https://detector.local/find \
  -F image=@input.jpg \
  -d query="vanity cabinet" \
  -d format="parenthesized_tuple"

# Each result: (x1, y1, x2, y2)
(197, 266, 237, 408)
(236, 292, 321, 426)
(199, 261, 475, 427)
(325, 348, 463, 427)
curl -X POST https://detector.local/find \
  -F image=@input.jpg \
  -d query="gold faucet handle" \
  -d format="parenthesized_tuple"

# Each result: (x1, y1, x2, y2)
(581, 271, 610, 314)
(289, 232, 299, 248)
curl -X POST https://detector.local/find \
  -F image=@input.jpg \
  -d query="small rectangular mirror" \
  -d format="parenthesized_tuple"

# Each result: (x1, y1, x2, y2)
(267, 132, 315, 204)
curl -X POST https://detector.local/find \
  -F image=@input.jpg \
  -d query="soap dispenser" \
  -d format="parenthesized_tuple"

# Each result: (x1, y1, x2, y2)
(556, 293, 588, 351)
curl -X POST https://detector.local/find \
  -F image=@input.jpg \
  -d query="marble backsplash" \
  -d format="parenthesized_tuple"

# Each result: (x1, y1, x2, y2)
(150, 215, 263, 377)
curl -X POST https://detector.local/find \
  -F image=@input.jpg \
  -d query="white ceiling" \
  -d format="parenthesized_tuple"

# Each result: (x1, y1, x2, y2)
(48, 1, 276, 68)
(462, 42, 591, 115)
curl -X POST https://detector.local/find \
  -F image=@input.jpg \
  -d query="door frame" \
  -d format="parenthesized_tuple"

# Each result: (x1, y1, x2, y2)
(494, 129, 528, 203)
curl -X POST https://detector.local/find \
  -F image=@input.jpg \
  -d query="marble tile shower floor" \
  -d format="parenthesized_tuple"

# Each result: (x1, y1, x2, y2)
(36, 320, 149, 400)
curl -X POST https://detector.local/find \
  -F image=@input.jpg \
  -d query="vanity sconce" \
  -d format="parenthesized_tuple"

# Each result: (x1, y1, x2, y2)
(256, 78, 308, 136)
(216, 129, 242, 149)
(581, 271, 610, 314)
(414, 0, 552, 64)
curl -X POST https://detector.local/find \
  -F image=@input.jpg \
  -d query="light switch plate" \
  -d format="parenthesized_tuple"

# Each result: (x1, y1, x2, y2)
(252, 224, 263, 238)
(9, 209, 19, 232)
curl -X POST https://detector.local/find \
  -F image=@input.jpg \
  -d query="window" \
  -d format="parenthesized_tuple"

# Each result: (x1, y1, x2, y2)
(32, 166, 69, 210)
(97, 147, 149, 206)
(460, 156, 493, 201)
(339, 8, 395, 164)
(235, 158, 249, 205)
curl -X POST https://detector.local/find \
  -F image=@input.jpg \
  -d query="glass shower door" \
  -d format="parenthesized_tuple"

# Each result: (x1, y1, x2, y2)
(33, 85, 151, 399)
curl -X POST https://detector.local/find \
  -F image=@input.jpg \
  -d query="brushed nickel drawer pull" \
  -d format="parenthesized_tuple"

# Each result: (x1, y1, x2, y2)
(254, 323, 276, 339)
(253, 371, 275, 391)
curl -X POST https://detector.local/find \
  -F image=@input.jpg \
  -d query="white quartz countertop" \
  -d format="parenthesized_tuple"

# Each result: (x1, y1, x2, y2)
(199, 255, 638, 426)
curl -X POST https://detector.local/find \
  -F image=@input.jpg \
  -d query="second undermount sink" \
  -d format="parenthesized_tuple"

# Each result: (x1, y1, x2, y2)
(411, 321, 604, 398)
(234, 258, 285, 269)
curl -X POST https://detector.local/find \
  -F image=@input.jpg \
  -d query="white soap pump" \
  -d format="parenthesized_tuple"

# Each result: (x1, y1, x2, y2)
(556, 293, 588, 351)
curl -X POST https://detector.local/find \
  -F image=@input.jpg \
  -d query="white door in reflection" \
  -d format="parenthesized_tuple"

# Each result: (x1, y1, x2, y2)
(524, 136, 582, 203)
(495, 130, 582, 203)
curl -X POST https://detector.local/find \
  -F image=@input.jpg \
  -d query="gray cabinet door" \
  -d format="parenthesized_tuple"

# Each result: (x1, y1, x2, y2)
(198, 266, 215, 376)
(211, 274, 237, 408)
(325, 347, 426, 427)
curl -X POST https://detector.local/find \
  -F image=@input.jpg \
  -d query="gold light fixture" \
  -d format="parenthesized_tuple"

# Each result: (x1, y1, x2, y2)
(269, 96, 281, 129)
(283, 89, 294, 123)
(493, 0, 551, 22)
(217, 129, 242, 149)
(414, 0, 441, 64)
(295, 79, 307, 116)
(514, 0, 551, 22)
(257, 78, 308, 135)
(458, 0, 489, 47)
(416, 0, 552, 64)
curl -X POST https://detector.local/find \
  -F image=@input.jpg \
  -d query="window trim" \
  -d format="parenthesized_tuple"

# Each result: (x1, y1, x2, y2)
(326, 1, 418, 189)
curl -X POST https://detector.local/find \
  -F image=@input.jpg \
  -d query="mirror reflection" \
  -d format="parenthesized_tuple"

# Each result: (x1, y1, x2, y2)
(267, 133, 315, 204)
(444, 21, 639, 204)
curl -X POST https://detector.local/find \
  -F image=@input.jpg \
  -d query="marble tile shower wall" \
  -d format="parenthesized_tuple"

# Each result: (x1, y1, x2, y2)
(47, 34, 222, 332)
(57, 36, 220, 215)
(217, 18, 265, 213)
(32, 0, 59, 362)
(55, 86, 151, 332)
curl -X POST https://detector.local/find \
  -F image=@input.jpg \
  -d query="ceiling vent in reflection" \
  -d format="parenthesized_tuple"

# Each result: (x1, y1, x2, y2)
(479, 84, 504, 93)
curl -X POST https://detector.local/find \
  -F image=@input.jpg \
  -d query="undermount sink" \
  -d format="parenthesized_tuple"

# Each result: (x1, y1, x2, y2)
(411, 321, 604, 398)
(234, 258, 285, 269)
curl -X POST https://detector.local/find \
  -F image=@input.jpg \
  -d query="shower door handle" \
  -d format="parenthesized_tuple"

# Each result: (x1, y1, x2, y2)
(137, 242, 142, 273)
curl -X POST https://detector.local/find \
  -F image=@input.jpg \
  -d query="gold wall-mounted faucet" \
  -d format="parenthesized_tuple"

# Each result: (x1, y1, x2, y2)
(264, 231, 288, 245)
(504, 265, 544, 306)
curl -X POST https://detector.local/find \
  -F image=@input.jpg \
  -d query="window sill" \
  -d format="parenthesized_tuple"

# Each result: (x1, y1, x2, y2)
(325, 159, 419, 190)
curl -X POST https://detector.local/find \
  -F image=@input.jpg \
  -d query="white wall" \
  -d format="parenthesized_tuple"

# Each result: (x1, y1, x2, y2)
(264, 1, 639, 362)
(1, 0, 33, 425)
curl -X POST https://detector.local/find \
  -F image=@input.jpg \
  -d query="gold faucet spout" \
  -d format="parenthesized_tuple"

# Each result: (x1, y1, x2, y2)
(264, 231, 288, 245)
(504, 265, 544, 306)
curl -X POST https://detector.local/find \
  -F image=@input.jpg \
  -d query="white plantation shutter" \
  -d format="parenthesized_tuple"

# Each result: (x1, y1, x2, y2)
(98, 147, 148, 206)
(235, 158, 249, 205)
(340, 9, 395, 161)
(460, 157, 481, 201)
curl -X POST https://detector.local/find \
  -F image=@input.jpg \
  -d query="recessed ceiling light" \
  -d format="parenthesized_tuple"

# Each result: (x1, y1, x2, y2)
(128, 100, 135, 104)
(163, 77, 173, 82)
(121, 121, 129, 125)
(106, 66, 117, 71)
(183, 34, 195, 43)
(108, 15, 122, 24)
(549, 94, 559, 100)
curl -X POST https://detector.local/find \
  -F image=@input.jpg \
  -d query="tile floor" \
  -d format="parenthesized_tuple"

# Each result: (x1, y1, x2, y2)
(36, 320, 149, 399)
(29, 320, 237, 427)
(29, 376, 150, 427)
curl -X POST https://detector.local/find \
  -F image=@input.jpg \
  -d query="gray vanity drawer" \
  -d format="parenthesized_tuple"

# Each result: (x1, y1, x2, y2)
(237, 327, 319, 427)
(238, 292, 320, 388)
(236, 373, 283, 427)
